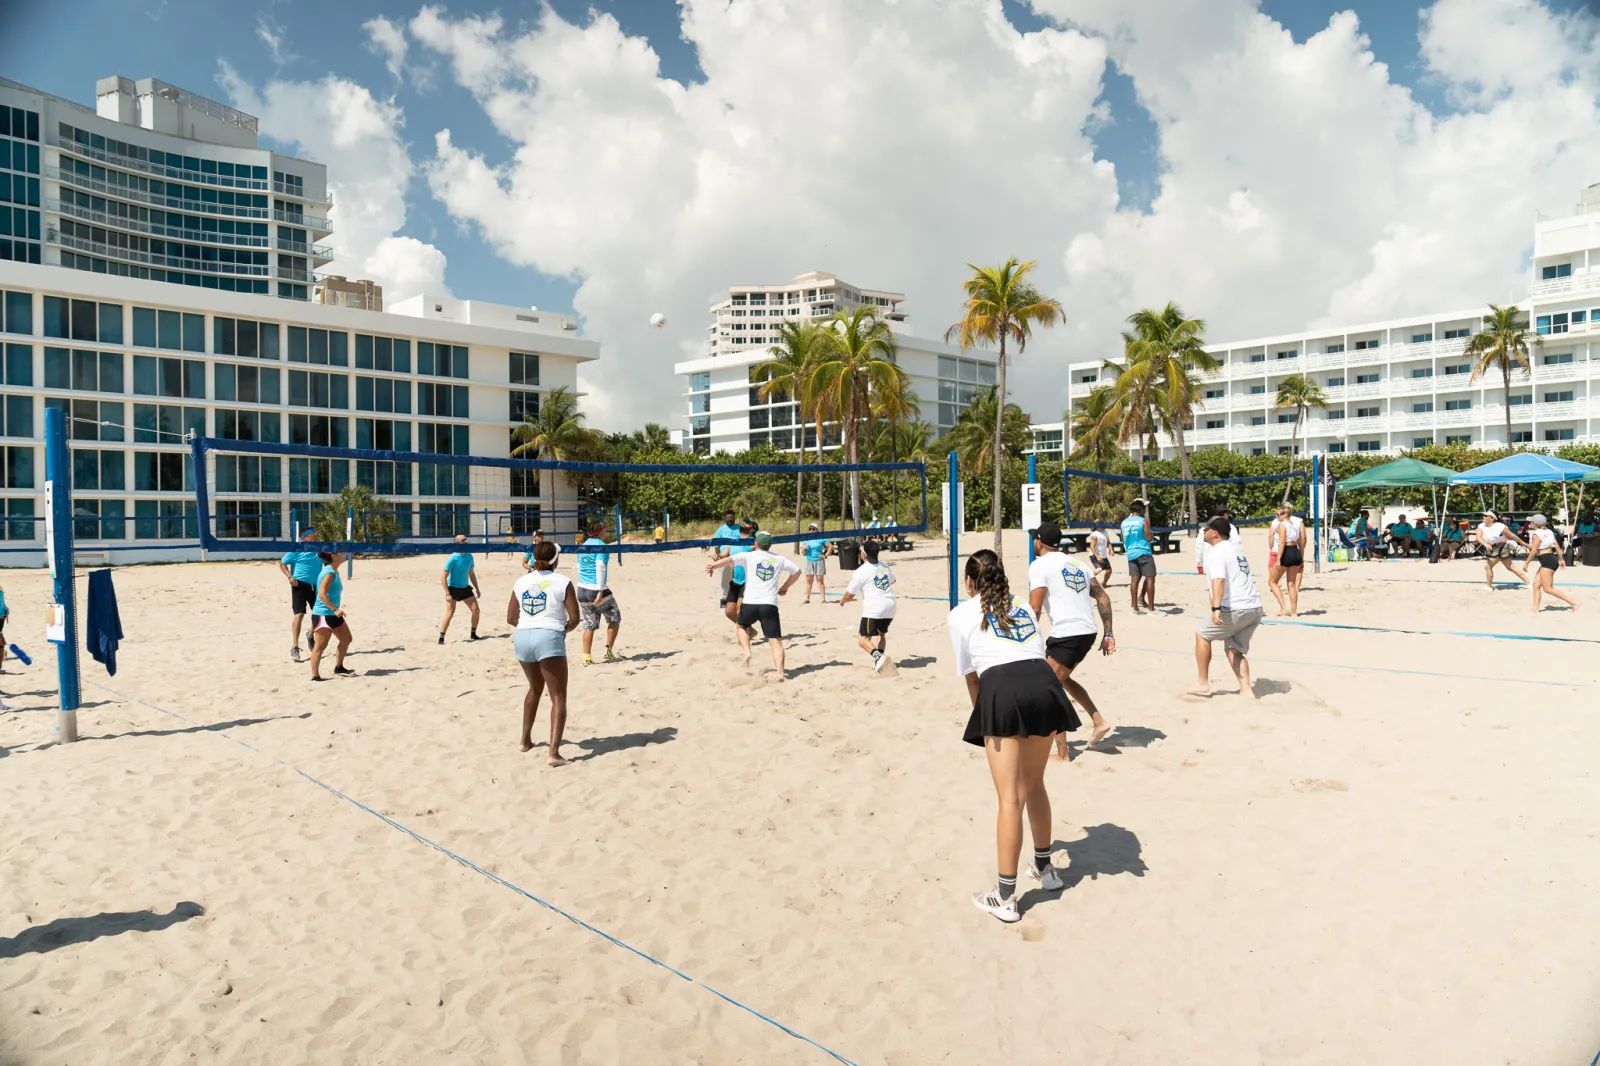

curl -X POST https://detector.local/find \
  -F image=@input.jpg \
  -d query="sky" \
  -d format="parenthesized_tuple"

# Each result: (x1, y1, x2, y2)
(2, 0, 1599, 431)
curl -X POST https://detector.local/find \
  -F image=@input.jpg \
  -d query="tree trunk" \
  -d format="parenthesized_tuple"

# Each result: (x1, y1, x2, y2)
(1282, 410, 1301, 505)
(1174, 421, 1196, 524)
(1504, 360, 1516, 511)
(848, 395, 862, 526)
(991, 332, 1007, 553)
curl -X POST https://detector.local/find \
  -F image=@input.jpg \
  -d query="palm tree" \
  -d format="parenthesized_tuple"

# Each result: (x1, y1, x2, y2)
(1069, 385, 1125, 513)
(756, 321, 828, 534)
(631, 422, 675, 452)
(810, 306, 907, 525)
(1465, 305, 1540, 509)
(1120, 304, 1217, 525)
(938, 385, 1031, 479)
(1104, 355, 1159, 491)
(1273, 373, 1329, 503)
(946, 258, 1064, 551)
(510, 385, 592, 523)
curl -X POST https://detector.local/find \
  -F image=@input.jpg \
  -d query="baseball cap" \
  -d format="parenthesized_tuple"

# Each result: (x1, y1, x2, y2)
(1529, 513, 1548, 526)
(1029, 521, 1062, 547)
(754, 530, 774, 549)
(1205, 516, 1231, 536)
(1483, 510, 1497, 519)
(807, 522, 819, 530)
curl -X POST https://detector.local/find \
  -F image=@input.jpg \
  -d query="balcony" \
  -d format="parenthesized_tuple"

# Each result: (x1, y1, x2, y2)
(1232, 393, 1269, 409)
(275, 236, 334, 261)
(1534, 361, 1586, 383)
(1346, 346, 1387, 365)
(1529, 272, 1600, 299)
(272, 208, 332, 233)
(1186, 428, 1229, 447)
(1342, 382, 1384, 399)
(1266, 420, 1301, 439)
(1341, 416, 1387, 435)
(1534, 400, 1584, 420)
(272, 180, 332, 205)
(49, 167, 270, 220)
(1389, 376, 1437, 398)
(1435, 407, 1479, 428)
(49, 135, 272, 193)
(48, 198, 271, 248)
(1305, 351, 1346, 370)
(1434, 337, 1470, 356)
(275, 265, 323, 284)
(47, 229, 270, 276)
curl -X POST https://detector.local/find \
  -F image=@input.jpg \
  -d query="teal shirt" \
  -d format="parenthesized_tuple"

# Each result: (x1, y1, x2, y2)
(281, 550, 322, 585)
(802, 539, 828, 561)
(444, 552, 474, 588)
(1390, 523, 1413, 540)
(1120, 515, 1152, 560)
(311, 566, 342, 616)
(0, 588, 7, 617)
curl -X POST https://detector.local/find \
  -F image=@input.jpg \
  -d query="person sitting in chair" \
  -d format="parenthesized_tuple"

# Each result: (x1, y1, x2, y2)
(1348, 510, 1373, 558)
(1441, 520, 1466, 560)
(1410, 518, 1434, 555)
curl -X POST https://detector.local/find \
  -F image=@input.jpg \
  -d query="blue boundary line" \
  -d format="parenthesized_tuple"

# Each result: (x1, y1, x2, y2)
(86, 680, 859, 1066)
(1260, 618, 1600, 646)
(1116, 646, 1583, 688)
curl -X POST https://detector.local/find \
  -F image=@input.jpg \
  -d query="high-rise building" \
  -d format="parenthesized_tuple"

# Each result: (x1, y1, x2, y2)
(1064, 188, 1600, 458)
(0, 76, 598, 563)
(675, 271, 993, 454)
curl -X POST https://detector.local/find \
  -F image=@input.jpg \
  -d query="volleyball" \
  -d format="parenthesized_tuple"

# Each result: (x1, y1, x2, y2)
(649, 312, 667, 329)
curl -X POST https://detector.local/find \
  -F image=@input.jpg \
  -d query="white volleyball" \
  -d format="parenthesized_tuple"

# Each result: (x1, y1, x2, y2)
(649, 312, 667, 330)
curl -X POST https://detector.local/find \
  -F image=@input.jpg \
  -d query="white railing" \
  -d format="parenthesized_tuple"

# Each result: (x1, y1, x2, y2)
(1435, 407, 1479, 427)
(47, 230, 270, 275)
(1342, 416, 1386, 435)
(1267, 421, 1300, 439)
(1529, 273, 1600, 299)
(1229, 361, 1268, 379)
(147, 78, 258, 132)
(1387, 340, 1434, 360)
(1185, 428, 1228, 446)
(1534, 400, 1583, 420)
(1434, 337, 1470, 355)
(276, 265, 322, 284)
(50, 135, 269, 190)
(1346, 346, 1386, 364)
(49, 167, 270, 220)
(1343, 381, 1384, 399)
(1534, 361, 1586, 383)
(1389, 376, 1437, 397)
(1234, 392, 1269, 409)
(1305, 352, 1346, 370)
(48, 198, 270, 248)
(276, 237, 334, 259)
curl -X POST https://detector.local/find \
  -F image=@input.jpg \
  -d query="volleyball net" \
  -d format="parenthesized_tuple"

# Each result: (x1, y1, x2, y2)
(188, 436, 928, 556)
(1061, 465, 1310, 533)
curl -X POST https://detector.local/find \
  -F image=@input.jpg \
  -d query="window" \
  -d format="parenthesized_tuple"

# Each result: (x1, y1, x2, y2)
(0, 443, 33, 489)
(0, 392, 31, 437)
(511, 463, 540, 498)
(1, 290, 32, 335)
(73, 499, 126, 541)
(1250, 448, 1265, 456)
(132, 307, 204, 352)
(1276, 414, 1296, 423)
(46, 398, 124, 441)
(132, 403, 204, 444)
(416, 342, 469, 379)
(1356, 373, 1380, 384)
(42, 297, 121, 342)
(510, 390, 538, 422)
(214, 364, 281, 404)
(132, 354, 203, 398)
(690, 371, 709, 393)
(418, 382, 468, 418)
(1545, 428, 1575, 441)
(1325, 410, 1345, 420)
(1277, 446, 1295, 455)
(1541, 263, 1572, 280)
(133, 450, 191, 492)
(216, 409, 281, 442)
(213, 317, 280, 360)
(1250, 416, 1265, 426)
(1542, 391, 1574, 405)
(1411, 333, 1433, 343)
(44, 348, 123, 394)
(1248, 354, 1265, 363)
(1445, 434, 1471, 445)
(511, 352, 539, 386)
(1203, 389, 1224, 399)
(1443, 328, 1472, 339)
(214, 454, 282, 494)
(1204, 419, 1224, 430)
(1353, 339, 1381, 350)
(71, 449, 125, 492)
(1409, 437, 1431, 448)
(1411, 368, 1433, 378)
(1509, 394, 1532, 406)
(133, 500, 198, 540)
(354, 334, 411, 373)
(355, 376, 411, 414)
(1077, 372, 1097, 384)
(1325, 376, 1344, 387)
(1327, 442, 1345, 453)
(418, 422, 470, 497)
(1443, 364, 1469, 375)
(289, 414, 349, 447)
(215, 501, 282, 539)
(288, 370, 350, 409)
(1543, 352, 1573, 365)
(1249, 385, 1265, 395)
(1275, 350, 1298, 360)
(1412, 402, 1433, 413)
(1574, 311, 1588, 325)
(1356, 406, 1380, 418)
(287, 327, 349, 366)
(1357, 440, 1381, 452)
(508, 504, 540, 534)
(355, 417, 411, 452)
(1444, 399, 1472, 411)
(749, 407, 769, 429)
(419, 503, 470, 537)
(1324, 343, 1344, 353)
(1510, 430, 1533, 443)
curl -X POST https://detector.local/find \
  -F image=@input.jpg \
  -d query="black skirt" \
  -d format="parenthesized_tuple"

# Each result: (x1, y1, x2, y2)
(963, 659, 1080, 746)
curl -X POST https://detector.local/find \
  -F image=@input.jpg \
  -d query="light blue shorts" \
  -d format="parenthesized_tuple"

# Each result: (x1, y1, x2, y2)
(515, 628, 567, 663)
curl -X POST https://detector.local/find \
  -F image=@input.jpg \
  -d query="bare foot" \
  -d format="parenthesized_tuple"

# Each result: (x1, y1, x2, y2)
(1090, 719, 1112, 745)
(1183, 686, 1212, 698)
(1051, 732, 1070, 761)
(548, 753, 569, 767)
(520, 739, 533, 752)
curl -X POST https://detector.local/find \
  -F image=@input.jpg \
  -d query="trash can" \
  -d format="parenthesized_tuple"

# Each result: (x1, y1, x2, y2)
(1582, 534, 1600, 566)
(836, 539, 861, 571)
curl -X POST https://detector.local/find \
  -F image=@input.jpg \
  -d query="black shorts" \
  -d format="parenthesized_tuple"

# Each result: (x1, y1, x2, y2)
(448, 585, 477, 602)
(1045, 633, 1096, 670)
(1537, 553, 1560, 571)
(859, 617, 893, 638)
(290, 580, 317, 615)
(313, 613, 345, 631)
(738, 602, 781, 638)
(1279, 544, 1304, 568)
(1091, 557, 1111, 571)
(721, 581, 745, 607)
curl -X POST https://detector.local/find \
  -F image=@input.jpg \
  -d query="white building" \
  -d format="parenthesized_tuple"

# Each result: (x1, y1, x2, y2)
(1025, 422, 1065, 462)
(0, 75, 597, 564)
(1066, 187, 1600, 460)
(676, 272, 995, 454)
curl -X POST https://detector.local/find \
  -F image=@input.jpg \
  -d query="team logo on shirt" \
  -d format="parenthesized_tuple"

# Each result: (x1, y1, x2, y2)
(1061, 564, 1088, 592)
(872, 569, 893, 591)
(520, 585, 548, 616)
(755, 560, 776, 581)
(987, 603, 1037, 644)
(1235, 554, 1251, 575)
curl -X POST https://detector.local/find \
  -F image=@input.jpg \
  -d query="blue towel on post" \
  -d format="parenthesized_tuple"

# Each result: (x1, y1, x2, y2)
(87, 569, 124, 676)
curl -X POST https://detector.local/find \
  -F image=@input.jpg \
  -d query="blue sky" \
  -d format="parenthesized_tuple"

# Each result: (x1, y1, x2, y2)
(4, 0, 1577, 318)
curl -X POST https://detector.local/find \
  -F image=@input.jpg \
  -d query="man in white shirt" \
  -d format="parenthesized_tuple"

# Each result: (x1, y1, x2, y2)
(1027, 522, 1115, 749)
(1193, 505, 1244, 572)
(1087, 527, 1113, 588)
(838, 540, 896, 671)
(1190, 515, 1264, 700)
(705, 530, 801, 680)
(1474, 509, 1529, 589)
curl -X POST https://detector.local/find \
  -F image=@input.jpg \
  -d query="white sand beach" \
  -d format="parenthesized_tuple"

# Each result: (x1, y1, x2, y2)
(2, 531, 1598, 1064)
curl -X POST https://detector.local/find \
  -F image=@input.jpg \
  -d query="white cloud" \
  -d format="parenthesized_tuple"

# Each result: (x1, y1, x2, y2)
(255, 13, 292, 66)
(216, 62, 449, 304)
(404, 0, 1600, 429)
(363, 15, 409, 82)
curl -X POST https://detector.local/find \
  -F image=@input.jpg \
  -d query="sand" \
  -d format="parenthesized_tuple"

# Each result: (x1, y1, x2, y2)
(2, 530, 1598, 1065)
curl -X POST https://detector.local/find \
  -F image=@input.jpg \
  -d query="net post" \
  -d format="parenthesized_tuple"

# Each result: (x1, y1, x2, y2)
(1026, 454, 1037, 566)
(44, 405, 80, 743)
(1310, 458, 1321, 575)
(346, 507, 354, 578)
(947, 450, 959, 608)
(614, 503, 623, 567)
(664, 508, 670, 542)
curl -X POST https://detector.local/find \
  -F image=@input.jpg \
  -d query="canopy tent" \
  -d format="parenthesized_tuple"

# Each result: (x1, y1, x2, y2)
(1445, 453, 1600, 547)
(1338, 457, 1456, 490)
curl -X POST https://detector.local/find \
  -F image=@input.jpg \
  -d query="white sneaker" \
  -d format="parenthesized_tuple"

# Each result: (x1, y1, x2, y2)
(1025, 863, 1064, 891)
(871, 650, 885, 672)
(970, 887, 1020, 923)
(290, 647, 302, 662)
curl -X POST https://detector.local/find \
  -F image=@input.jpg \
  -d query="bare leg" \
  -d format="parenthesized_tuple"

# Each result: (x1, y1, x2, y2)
(468, 600, 481, 633)
(1226, 647, 1255, 698)
(605, 622, 619, 652)
(1507, 560, 1529, 584)
(582, 627, 595, 656)
(1286, 568, 1301, 616)
(333, 625, 352, 669)
(518, 660, 545, 751)
(439, 599, 456, 635)
(1062, 674, 1111, 744)
(983, 737, 1025, 881)
(290, 611, 304, 650)
(1189, 632, 1213, 696)
(803, 575, 814, 603)
(1129, 576, 1142, 613)
(856, 633, 875, 656)
(1484, 560, 1495, 589)
(310, 625, 330, 679)
(1545, 574, 1580, 610)
(1267, 566, 1287, 615)
(770, 636, 786, 681)
(1020, 736, 1054, 855)
(736, 621, 752, 667)
(1144, 577, 1157, 612)
(541, 657, 570, 765)
(1532, 572, 1544, 612)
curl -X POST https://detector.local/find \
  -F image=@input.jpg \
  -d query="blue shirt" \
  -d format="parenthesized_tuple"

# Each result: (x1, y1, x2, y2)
(802, 538, 828, 561)
(576, 538, 608, 588)
(282, 550, 322, 585)
(443, 552, 474, 588)
(0, 588, 7, 617)
(1120, 515, 1152, 560)
(311, 565, 342, 616)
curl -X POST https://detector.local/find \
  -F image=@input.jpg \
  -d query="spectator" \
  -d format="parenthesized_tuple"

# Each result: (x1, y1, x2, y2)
(1410, 518, 1434, 555)
(1388, 514, 1414, 557)
(1441, 520, 1466, 560)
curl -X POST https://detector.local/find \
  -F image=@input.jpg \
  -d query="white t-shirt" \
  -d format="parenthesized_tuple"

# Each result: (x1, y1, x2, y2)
(947, 595, 1047, 678)
(738, 549, 801, 606)
(1478, 521, 1509, 545)
(1195, 522, 1244, 566)
(1531, 528, 1557, 554)
(846, 562, 897, 619)
(1026, 551, 1098, 638)
(1088, 529, 1110, 560)
(1203, 540, 1262, 612)
(1281, 516, 1304, 544)
(513, 571, 572, 631)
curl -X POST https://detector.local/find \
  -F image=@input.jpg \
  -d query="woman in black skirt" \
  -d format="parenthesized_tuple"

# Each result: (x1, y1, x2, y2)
(948, 549, 1079, 923)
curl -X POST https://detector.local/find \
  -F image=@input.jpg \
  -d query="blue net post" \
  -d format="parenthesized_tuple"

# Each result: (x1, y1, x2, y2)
(664, 508, 670, 542)
(614, 503, 623, 567)
(947, 450, 960, 608)
(346, 507, 354, 578)
(1311, 456, 1321, 574)
(1026, 454, 1037, 566)
(44, 405, 81, 742)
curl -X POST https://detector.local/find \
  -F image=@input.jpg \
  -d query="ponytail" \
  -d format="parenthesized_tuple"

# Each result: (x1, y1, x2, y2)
(965, 549, 1013, 634)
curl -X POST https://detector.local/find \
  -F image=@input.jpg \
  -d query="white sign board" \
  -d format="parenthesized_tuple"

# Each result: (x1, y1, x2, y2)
(941, 482, 966, 536)
(1020, 482, 1042, 533)
(43, 480, 55, 579)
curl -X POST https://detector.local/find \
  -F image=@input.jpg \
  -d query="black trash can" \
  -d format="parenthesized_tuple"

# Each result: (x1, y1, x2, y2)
(837, 539, 861, 571)
(1582, 534, 1600, 566)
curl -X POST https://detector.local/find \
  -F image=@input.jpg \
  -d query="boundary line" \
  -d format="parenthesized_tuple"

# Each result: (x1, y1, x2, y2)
(1117, 646, 1584, 688)
(1260, 618, 1600, 645)
(87, 681, 859, 1066)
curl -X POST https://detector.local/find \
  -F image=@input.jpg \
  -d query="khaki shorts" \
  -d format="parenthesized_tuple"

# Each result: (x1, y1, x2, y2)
(1197, 606, 1264, 653)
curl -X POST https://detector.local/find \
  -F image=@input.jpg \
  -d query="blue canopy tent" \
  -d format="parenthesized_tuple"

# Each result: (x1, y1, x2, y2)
(1446, 453, 1600, 544)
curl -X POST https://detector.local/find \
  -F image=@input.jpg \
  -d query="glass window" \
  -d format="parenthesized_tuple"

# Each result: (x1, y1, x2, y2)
(4, 394, 32, 437)
(356, 333, 373, 369)
(215, 363, 236, 402)
(288, 325, 307, 362)
(157, 309, 181, 350)
(330, 331, 348, 367)
(512, 352, 540, 386)
(42, 295, 68, 338)
(417, 341, 434, 376)
(98, 303, 122, 344)
(132, 306, 156, 348)
(43, 346, 68, 389)
(1445, 399, 1472, 410)
(1326, 376, 1344, 387)
(3, 291, 31, 335)
(393, 339, 410, 374)
(184, 360, 205, 398)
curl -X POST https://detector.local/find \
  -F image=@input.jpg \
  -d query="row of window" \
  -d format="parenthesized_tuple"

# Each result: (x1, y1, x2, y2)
(62, 158, 271, 216)
(59, 189, 273, 245)
(59, 123, 270, 190)
(59, 251, 273, 294)
(1536, 310, 1600, 335)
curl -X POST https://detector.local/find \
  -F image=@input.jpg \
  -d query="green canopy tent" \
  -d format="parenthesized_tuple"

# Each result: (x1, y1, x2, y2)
(1335, 458, 1457, 550)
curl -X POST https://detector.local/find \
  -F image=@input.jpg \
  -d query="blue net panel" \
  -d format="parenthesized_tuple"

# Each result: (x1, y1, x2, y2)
(1061, 464, 1309, 533)
(190, 437, 928, 555)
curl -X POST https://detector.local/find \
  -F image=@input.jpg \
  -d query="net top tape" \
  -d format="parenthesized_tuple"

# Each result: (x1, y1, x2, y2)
(1061, 465, 1306, 487)
(201, 524, 927, 556)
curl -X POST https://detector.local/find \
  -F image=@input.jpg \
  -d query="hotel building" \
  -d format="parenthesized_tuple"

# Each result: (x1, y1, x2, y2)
(0, 75, 598, 564)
